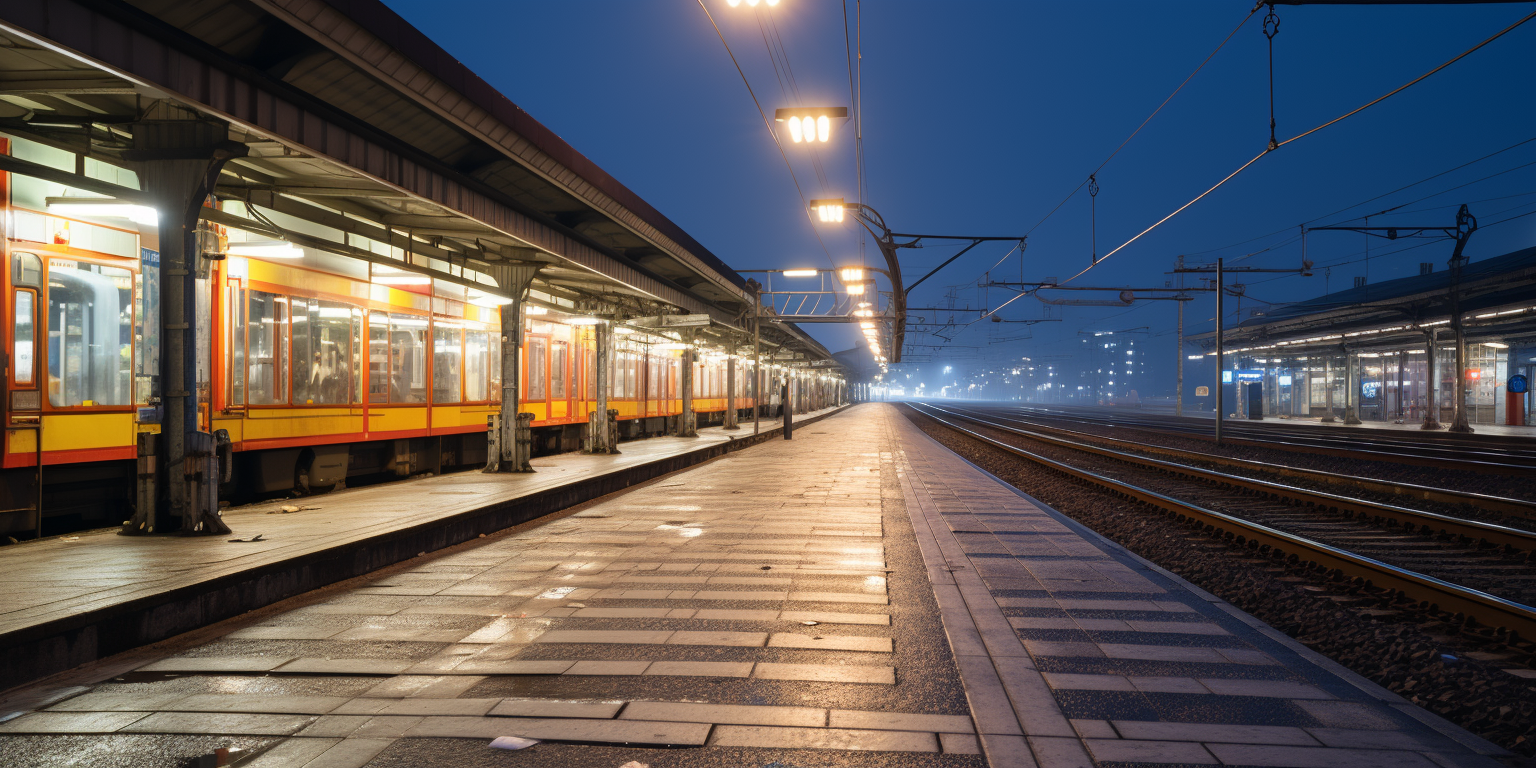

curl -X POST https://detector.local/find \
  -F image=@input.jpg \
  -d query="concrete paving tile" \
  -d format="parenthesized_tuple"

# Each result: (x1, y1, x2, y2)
(168, 694, 350, 715)
(994, 657, 1075, 738)
(489, 699, 624, 719)
(1124, 619, 1229, 635)
(406, 715, 711, 745)
(787, 591, 889, 604)
(47, 691, 188, 712)
(1027, 736, 1095, 768)
(829, 710, 974, 733)
(356, 698, 501, 717)
(329, 627, 468, 642)
(536, 630, 674, 645)
(454, 660, 574, 675)
(1042, 673, 1134, 691)
(275, 659, 415, 675)
(1218, 647, 1283, 665)
(1205, 743, 1441, 767)
(139, 656, 291, 673)
(361, 675, 484, 699)
(779, 610, 890, 626)
(1114, 720, 1321, 745)
(565, 661, 653, 676)
(1128, 676, 1211, 694)
(691, 609, 779, 621)
(940, 732, 982, 755)
(1085, 737, 1219, 765)
(951, 654, 1023, 736)
(768, 633, 892, 653)
(1307, 727, 1443, 750)
(664, 608, 698, 618)
(667, 630, 768, 647)
(643, 661, 754, 678)
(978, 734, 1040, 767)
(298, 737, 395, 768)
(1197, 678, 1336, 700)
(295, 715, 372, 737)
(225, 626, 344, 640)
(752, 663, 895, 684)
(241, 736, 341, 766)
(712, 725, 938, 752)
(1099, 644, 1228, 663)
(120, 712, 316, 736)
(352, 716, 423, 738)
(1009, 617, 1090, 631)
(0, 711, 150, 733)
(1022, 640, 1104, 658)
(1070, 719, 1117, 739)
(623, 701, 824, 727)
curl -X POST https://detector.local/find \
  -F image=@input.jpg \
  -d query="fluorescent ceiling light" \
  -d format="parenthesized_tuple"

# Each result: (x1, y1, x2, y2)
(229, 241, 303, 259)
(374, 274, 431, 285)
(525, 306, 548, 315)
(46, 199, 158, 226)
(565, 317, 601, 326)
(782, 269, 818, 278)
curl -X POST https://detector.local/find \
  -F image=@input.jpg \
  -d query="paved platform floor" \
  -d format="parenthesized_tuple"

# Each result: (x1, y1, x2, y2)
(0, 411, 826, 644)
(0, 404, 1508, 767)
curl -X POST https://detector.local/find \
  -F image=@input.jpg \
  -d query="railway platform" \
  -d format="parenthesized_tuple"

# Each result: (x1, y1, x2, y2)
(0, 403, 1508, 768)
(0, 407, 842, 695)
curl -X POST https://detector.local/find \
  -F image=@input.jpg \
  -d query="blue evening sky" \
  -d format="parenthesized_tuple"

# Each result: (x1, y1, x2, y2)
(380, 0, 1534, 391)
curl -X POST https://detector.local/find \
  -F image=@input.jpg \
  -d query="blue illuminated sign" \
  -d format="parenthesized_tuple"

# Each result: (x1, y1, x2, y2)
(1511, 374, 1529, 394)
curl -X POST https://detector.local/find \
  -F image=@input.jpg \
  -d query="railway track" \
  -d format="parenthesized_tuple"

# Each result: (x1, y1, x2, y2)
(934, 403, 1536, 520)
(997, 404, 1536, 476)
(908, 401, 1536, 645)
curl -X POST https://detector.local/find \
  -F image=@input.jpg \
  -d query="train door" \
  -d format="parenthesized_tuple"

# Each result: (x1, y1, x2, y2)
(525, 336, 548, 421)
(550, 339, 569, 421)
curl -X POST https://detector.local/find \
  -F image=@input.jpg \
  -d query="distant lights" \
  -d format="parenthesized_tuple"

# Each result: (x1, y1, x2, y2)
(775, 107, 845, 143)
(728, 0, 780, 6)
(782, 268, 819, 278)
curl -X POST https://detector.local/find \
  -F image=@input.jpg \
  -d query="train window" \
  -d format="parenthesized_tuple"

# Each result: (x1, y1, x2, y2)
(291, 298, 353, 405)
(46, 260, 133, 407)
(227, 284, 245, 405)
(13, 252, 41, 287)
(388, 314, 428, 403)
(465, 330, 489, 402)
(351, 309, 363, 404)
(488, 332, 502, 402)
(586, 347, 596, 400)
(13, 290, 35, 385)
(433, 322, 463, 404)
(367, 312, 389, 404)
(527, 338, 546, 401)
(552, 341, 568, 399)
(648, 358, 660, 403)
(247, 291, 288, 405)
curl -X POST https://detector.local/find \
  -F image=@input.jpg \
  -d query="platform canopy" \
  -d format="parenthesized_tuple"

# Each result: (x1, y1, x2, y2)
(0, 0, 835, 364)
(1191, 245, 1536, 355)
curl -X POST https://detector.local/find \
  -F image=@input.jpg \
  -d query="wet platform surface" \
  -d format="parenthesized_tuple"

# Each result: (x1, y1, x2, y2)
(0, 409, 838, 691)
(0, 403, 1508, 767)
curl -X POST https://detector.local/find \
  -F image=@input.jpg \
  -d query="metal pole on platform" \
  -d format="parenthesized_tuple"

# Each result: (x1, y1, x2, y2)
(724, 353, 739, 430)
(753, 302, 761, 435)
(1422, 329, 1443, 429)
(1215, 258, 1224, 446)
(1176, 299, 1184, 417)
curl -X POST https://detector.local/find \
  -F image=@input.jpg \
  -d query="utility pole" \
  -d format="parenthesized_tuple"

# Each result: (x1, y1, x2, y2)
(1176, 292, 1185, 417)
(1215, 258, 1225, 446)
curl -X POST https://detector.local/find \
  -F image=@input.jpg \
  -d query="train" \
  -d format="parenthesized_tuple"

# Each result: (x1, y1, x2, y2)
(1, 137, 767, 536)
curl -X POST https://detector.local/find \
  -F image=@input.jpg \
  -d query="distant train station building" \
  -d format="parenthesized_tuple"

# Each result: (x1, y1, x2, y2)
(1190, 245, 1536, 429)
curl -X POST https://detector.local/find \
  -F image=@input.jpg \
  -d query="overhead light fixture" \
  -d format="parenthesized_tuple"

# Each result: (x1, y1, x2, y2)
(524, 306, 548, 316)
(839, 268, 863, 282)
(565, 317, 602, 326)
(1483, 341, 1509, 349)
(229, 240, 304, 259)
(46, 198, 159, 226)
(782, 269, 819, 278)
(466, 288, 513, 307)
(846, 283, 865, 295)
(775, 107, 844, 143)
(810, 198, 845, 223)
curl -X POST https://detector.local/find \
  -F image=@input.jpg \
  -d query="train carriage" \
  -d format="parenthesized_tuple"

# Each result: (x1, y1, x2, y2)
(0, 135, 759, 535)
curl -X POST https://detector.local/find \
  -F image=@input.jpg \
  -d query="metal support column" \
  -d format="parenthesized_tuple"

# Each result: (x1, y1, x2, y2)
(1321, 355, 1335, 422)
(1214, 258, 1224, 446)
(678, 333, 697, 437)
(1422, 329, 1443, 430)
(586, 319, 618, 454)
(752, 311, 761, 435)
(724, 353, 739, 430)
(1344, 349, 1362, 425)
(1450, 312, 1474, 433)
(487, 265, 538, 472)
(1176, 299, 1184, 417)
(123, 110, 244, 537)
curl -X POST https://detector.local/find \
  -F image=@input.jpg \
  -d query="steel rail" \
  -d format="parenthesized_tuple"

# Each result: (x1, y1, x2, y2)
(910, 403, 1536, 643)
(917, 403, 1536, 551)
(945, 404, 1536, 519)
(1008, 406, 1536, 476)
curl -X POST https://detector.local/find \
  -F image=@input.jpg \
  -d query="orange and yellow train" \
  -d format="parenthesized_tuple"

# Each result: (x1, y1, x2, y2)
(0, 148, 758, 535)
